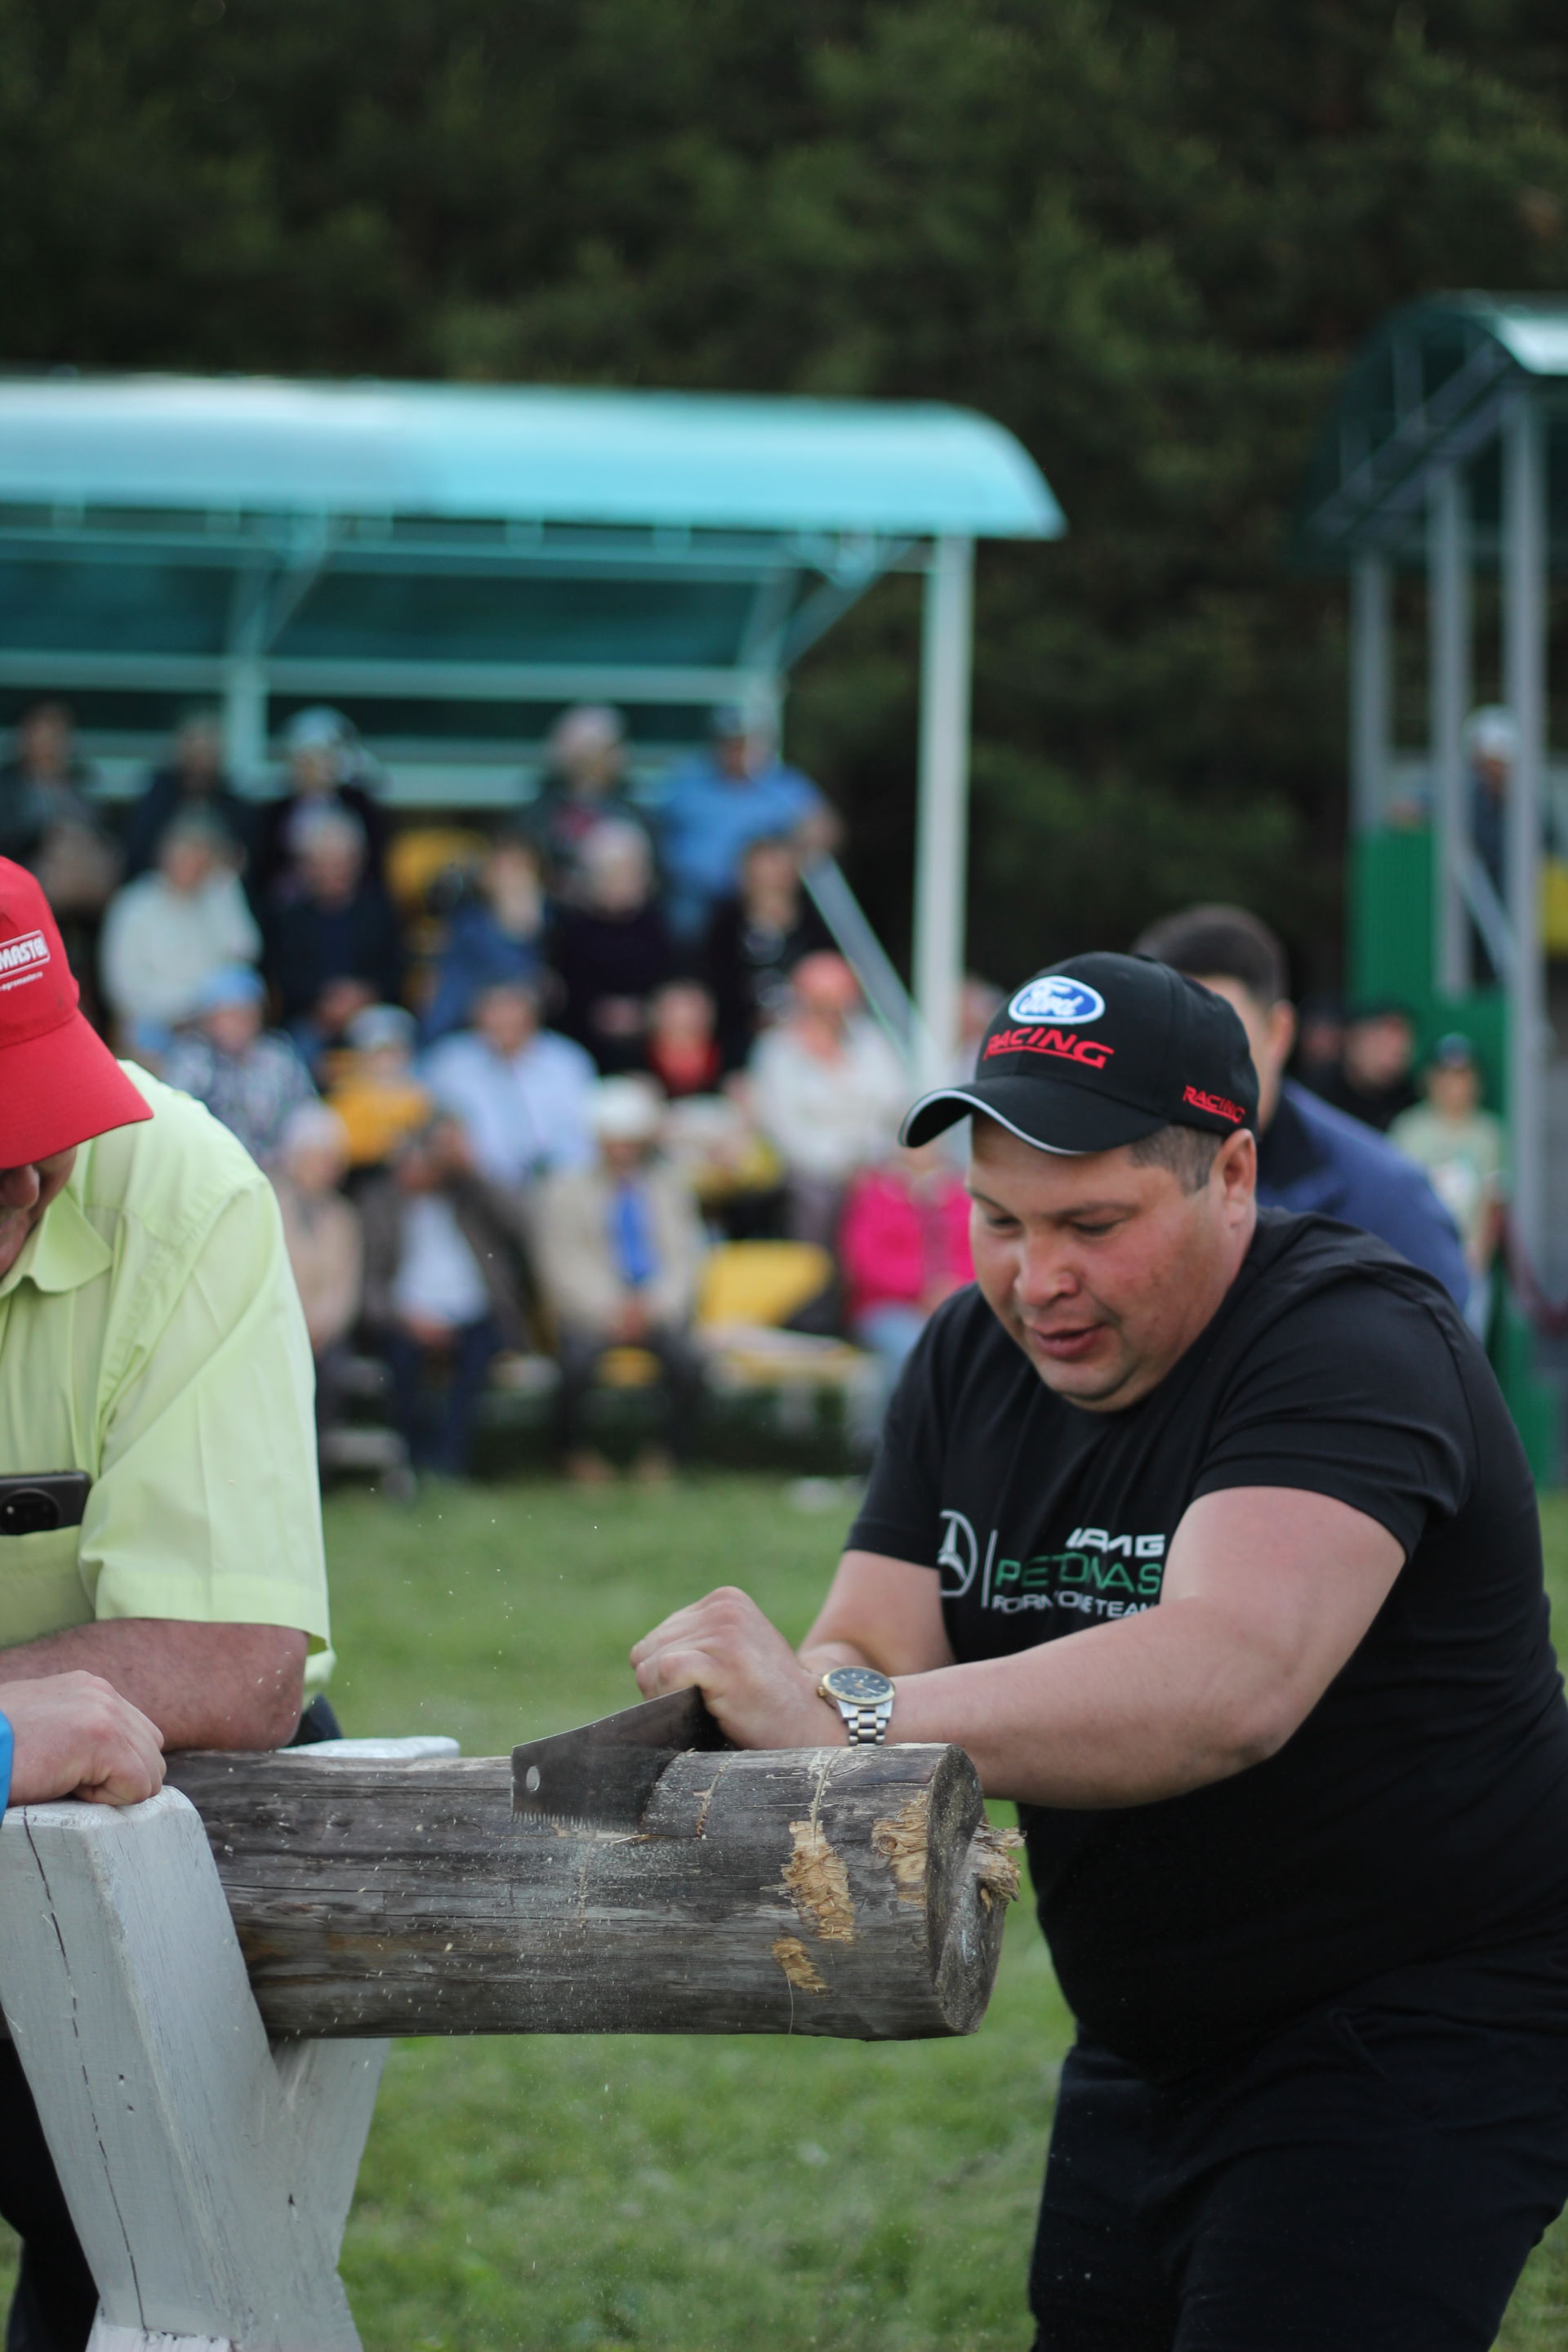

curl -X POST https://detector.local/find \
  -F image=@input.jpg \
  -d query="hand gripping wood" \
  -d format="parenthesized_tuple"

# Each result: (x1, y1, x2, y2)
(0, 1788, 386, 2352)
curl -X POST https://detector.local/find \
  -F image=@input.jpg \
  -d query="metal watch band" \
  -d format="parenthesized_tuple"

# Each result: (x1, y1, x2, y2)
(841, 1700, 891, 1746)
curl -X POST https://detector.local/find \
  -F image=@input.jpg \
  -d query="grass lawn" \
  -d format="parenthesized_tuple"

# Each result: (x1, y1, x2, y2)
(4, 1477, 1568, 2347)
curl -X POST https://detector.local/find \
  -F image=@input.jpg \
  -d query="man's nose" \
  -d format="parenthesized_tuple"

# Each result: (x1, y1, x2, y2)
(0, 1164, 42, 1214)
(1014, 1232, 1080, 1308)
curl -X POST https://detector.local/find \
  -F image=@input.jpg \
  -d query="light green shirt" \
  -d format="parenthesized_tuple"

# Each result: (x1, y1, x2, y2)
(0, 1065, 331, 1669)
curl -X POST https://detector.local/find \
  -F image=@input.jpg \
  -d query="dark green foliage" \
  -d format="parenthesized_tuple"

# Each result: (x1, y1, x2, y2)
(7, 1, 1568, 982)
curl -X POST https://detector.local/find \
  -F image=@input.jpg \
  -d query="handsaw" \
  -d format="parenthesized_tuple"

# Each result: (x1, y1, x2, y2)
(510, 1685, 732, 1829)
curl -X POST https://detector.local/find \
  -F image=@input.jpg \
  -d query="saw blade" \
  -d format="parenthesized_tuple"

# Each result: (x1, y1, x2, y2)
(510, 1684, 728, 1829)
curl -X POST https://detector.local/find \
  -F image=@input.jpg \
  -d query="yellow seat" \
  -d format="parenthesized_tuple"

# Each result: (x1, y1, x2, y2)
(697, 1242, 833, 1331)
(385, 826, 488, 918)
(599, 1346, 662, 1388)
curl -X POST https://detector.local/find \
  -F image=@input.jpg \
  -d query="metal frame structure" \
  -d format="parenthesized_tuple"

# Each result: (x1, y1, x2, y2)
(1297, 295, 1568, 1269)
(0, 379, 1062, 1080)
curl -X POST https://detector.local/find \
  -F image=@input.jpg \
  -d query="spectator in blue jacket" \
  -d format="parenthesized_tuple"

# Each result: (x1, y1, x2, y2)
(654, 707, 838, 945)
(1134, 905, 1472, 1310)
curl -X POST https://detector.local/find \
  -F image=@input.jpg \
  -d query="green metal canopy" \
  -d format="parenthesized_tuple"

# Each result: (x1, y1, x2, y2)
(1294, 295, 1568, 567)
(0, 376, 1060, 797)
(0, 373, 1064, 1086)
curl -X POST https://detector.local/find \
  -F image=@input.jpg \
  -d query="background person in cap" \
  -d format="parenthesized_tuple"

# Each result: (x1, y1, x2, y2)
(253, 705, 389, 906)
(653, 706, 838, 945)
(520, 704, 653, 906)
(532, 1077, 707, 1485)
(0, 858, 331, 2348)
(1134, 903, 1471, 1308)
(159, 963, 317, 1169)
(1392, 1034, 1508, 1340)
(631, 948, 1568, 2352)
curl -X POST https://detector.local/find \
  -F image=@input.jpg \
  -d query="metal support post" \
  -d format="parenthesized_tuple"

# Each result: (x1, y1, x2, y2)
(1428, 470, 1472, 996)
(1348, 553, 1392, 836)
(1502, 395, 1549, 1269)
(912, 536, 974, 1091)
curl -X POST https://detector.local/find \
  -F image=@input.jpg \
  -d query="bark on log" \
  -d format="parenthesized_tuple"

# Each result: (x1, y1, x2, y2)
(164, 1744, 1020, 2043)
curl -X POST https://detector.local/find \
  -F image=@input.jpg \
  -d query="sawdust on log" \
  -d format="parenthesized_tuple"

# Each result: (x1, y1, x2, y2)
(772, 1935, 830, 1994)
(782, 1816, 857, 1943)
(871, 1789, 931, 1903)
(973, 1823, 1025, 1909)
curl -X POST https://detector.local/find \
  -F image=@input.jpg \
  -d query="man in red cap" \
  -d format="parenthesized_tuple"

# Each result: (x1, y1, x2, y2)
(634, 952, 1568, 2352)
(0, 860, 330, 2350)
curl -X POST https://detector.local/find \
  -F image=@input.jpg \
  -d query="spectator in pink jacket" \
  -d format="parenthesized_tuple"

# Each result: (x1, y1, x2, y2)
(839, 1142, 973, 1448)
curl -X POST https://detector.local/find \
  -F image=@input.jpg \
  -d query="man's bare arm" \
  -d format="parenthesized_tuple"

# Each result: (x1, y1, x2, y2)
(798, 1550, 956, 1677)
(634, 1489, 1405, 1805)
(0, 1622, 310, 1751)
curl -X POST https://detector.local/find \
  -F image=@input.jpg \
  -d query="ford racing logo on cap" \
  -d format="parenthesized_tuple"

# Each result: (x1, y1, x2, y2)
(1008, 974, 1107, 1026)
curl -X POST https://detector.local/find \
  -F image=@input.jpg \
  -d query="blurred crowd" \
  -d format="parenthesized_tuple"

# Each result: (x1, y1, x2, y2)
(2, 697, 1508, 1488)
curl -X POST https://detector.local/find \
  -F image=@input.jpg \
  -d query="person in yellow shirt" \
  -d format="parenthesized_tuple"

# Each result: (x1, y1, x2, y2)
(0, 857, 331, 2351)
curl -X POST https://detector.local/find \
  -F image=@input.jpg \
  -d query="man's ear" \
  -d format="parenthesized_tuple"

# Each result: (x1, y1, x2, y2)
(1267, 999, 1298, 1072)
(1215, 1127, 1257, 1218)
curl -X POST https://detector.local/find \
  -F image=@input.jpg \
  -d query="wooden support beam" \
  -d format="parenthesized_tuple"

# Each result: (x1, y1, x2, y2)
(167, 1744, 1020, 2042)
(0, 1791, 382, 2352)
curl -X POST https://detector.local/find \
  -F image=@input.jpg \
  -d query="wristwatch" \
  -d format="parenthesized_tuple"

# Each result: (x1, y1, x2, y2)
(817, 1665, 896, 1745)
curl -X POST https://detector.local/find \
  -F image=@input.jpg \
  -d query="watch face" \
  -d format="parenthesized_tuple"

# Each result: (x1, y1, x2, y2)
(822, 1666, 894, 1704)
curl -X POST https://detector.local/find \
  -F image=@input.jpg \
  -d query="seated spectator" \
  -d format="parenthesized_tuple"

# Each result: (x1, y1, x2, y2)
(661, 1089, 786, 1238)
(99, 813, 261, 1053)
(327, 1004, 432, 1169)
(421, 978, 596, 1190)
(1391, 1034, 1507, 1339)
(703, 835, 834, 1068)
(420, 829, 549, 1045)
(552, 821, 677, 1074)
(122, 707, 252, 880)
(533, 1078, 707, 1484)
(270, 1104, 363, 1451)
(1312, 1000, 1420, 1132)
(655, 707, 838, 944)
(254, 707, 389, 905)
(840, 1140, 973, 1424)
(646, 979, 724, 1099)
(746, 952, 908, 1248)
(0, 700, 119, 1009)
(160, 965, 317, 1165)
(1291, 992, 1346, 1100)
(359, 1115, 535, 1478)
(523, 705, 653, 904)
(263, 808, 403, 1052)
(1134, 904, 1471, 1307)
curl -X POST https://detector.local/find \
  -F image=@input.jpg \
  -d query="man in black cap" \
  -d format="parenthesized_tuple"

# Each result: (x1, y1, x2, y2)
(633, 951, 1568, 2351)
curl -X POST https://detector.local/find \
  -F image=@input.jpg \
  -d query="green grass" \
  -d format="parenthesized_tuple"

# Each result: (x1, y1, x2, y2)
(6, 1478, 1568, 2346)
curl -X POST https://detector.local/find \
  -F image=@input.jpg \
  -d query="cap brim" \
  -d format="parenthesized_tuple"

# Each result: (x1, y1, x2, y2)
(0, 1015, 153, 1165)
(901, 1077, 1165, 1156)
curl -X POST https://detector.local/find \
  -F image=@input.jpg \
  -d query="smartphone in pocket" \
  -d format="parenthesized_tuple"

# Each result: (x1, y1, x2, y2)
(0, 1473, 91, 1538)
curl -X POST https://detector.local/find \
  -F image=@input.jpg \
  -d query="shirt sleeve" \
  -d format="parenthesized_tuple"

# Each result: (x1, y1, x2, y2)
(82, 1177, 332, 1646)
(846, 1312, 951, 1567)
(1190, 1277, 1474, 1557)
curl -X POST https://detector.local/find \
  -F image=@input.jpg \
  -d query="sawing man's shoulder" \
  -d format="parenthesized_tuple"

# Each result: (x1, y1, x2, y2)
(73, 1064, 273, 1245)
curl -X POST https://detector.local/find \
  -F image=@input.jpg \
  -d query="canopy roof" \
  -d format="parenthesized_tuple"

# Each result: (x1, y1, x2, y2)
(0, 376, 1061, 792)
(1294, 296, 1568, 567)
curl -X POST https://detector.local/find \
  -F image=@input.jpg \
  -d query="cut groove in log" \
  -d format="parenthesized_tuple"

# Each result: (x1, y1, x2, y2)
(165, 1744, 1019, 2043)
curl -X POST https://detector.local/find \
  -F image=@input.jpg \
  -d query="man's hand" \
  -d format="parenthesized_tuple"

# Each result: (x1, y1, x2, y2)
(612, 1297, 652, 1344)
(401, 1312, 455, 1349)
(0, 1673, 165, 1806)
(630, 1588, 844, 1749)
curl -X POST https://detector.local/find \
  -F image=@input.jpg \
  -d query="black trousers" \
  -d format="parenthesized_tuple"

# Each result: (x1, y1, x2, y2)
(555, 1323, 706, 1459)
(0, 2042, 96, 2352)
(1031, 1998, 1568, 2352)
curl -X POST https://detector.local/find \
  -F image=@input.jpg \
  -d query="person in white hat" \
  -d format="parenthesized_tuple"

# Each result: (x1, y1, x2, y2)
(532, 1078, 707, 1482)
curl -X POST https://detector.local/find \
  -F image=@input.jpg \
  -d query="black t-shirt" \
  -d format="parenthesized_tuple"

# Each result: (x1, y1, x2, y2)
(849, 1211, 1568, 2078)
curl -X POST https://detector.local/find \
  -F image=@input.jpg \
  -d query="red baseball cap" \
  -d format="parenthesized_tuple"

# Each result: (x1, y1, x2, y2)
(0, 860, 153, 1165)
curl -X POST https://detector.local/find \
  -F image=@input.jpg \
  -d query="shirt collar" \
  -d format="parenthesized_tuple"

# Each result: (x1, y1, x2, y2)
(0, 1181, 112, 1302)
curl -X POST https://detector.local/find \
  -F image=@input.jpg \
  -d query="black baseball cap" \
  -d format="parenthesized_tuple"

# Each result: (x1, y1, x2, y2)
(902, 952, 1258, 1156)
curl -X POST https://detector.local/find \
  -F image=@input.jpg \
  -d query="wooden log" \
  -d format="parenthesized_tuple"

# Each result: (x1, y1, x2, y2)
(166, 1744, 1021, 2043)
